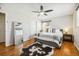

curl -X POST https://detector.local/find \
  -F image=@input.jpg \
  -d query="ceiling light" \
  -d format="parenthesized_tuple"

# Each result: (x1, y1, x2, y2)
(40, 12, 44, 15)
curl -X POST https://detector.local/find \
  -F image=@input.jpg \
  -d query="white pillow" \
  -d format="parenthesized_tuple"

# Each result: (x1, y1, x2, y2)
(55, 29, 60, 33)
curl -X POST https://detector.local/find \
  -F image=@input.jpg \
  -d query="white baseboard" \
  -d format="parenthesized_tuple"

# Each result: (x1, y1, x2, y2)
(5, 42, 13, 47)
(74, 42, 79, 51)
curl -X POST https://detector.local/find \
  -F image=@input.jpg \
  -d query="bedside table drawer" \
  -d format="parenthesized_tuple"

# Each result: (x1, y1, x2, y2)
(63, 34, 73, 42)
(64, 36, 72, 39)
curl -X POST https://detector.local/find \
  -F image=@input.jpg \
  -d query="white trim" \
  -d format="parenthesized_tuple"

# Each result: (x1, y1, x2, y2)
(5, 42, 13, 47)
(74, 42, 79, 51)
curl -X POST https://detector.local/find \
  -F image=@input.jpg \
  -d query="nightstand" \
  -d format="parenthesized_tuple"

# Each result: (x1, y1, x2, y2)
(63, 34, 74, 42)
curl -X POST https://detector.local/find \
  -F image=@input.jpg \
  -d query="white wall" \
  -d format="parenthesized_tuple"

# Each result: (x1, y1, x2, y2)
(73, 11, 79, 51)
(50, 15, 73, 34)
(2, 3, 74, 47)
(4, 4, 37, 46)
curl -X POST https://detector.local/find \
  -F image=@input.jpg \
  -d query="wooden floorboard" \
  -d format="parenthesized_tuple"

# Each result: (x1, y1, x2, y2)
(0, 39, 79, 56)
(53, 41, 79, 56)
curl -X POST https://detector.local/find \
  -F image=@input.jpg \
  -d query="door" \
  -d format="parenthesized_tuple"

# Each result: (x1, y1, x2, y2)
(0, 13, 5, 42)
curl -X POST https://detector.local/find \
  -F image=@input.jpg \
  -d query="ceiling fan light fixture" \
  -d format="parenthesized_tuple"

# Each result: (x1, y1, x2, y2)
(40, 12, 44, 15)
(32, 5, 53, 16)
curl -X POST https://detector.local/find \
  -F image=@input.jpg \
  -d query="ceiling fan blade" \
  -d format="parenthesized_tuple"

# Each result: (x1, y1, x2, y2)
(44, 10, 53, 12)
(37, 14, 40, 16)
(40, 5, 43, 11)
(44, 13, 47, 16)
(32, 11, 40, 13)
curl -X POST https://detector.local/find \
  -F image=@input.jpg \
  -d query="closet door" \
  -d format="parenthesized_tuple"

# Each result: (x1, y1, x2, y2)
(0, 13, 5, 42)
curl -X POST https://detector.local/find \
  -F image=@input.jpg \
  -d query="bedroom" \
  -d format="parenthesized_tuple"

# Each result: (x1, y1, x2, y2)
(0, 3, 79, 56)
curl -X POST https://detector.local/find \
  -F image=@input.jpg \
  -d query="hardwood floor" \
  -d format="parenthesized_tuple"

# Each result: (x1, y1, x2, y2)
(0, 39, 79, 56)
(54, 41, 79, 56)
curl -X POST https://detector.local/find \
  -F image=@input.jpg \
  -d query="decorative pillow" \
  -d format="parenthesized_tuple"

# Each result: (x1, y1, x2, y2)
(60, 29, 63, 33)
(52, 28, 56, 33)
(55, 29, 60, 32)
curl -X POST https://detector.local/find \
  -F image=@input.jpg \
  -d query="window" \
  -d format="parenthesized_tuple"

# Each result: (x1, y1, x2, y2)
(77, 5, 79, 27)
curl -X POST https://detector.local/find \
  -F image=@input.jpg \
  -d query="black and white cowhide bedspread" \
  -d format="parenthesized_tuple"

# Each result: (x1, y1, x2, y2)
(20, 42, 54, 56)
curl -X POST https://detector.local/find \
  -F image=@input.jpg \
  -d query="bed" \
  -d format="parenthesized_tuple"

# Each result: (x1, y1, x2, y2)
(35, 29, 63, 48)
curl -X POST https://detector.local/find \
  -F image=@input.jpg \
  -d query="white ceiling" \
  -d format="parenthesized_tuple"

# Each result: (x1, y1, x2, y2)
(30, 3, 75, 20)
(1, 3, 75, 20)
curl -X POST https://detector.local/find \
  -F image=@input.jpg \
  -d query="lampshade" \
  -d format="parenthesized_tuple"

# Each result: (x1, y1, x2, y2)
(64, 28, 69, 34)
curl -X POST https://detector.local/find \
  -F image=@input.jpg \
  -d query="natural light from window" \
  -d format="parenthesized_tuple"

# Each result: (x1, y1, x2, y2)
(77, 7, 79, 27)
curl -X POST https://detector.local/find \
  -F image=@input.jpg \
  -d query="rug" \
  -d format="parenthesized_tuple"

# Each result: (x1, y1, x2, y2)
(20, 42, 54, 56)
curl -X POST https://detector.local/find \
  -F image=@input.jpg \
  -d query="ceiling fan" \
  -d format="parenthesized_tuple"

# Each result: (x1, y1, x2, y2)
(32, 5, 53, 16)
